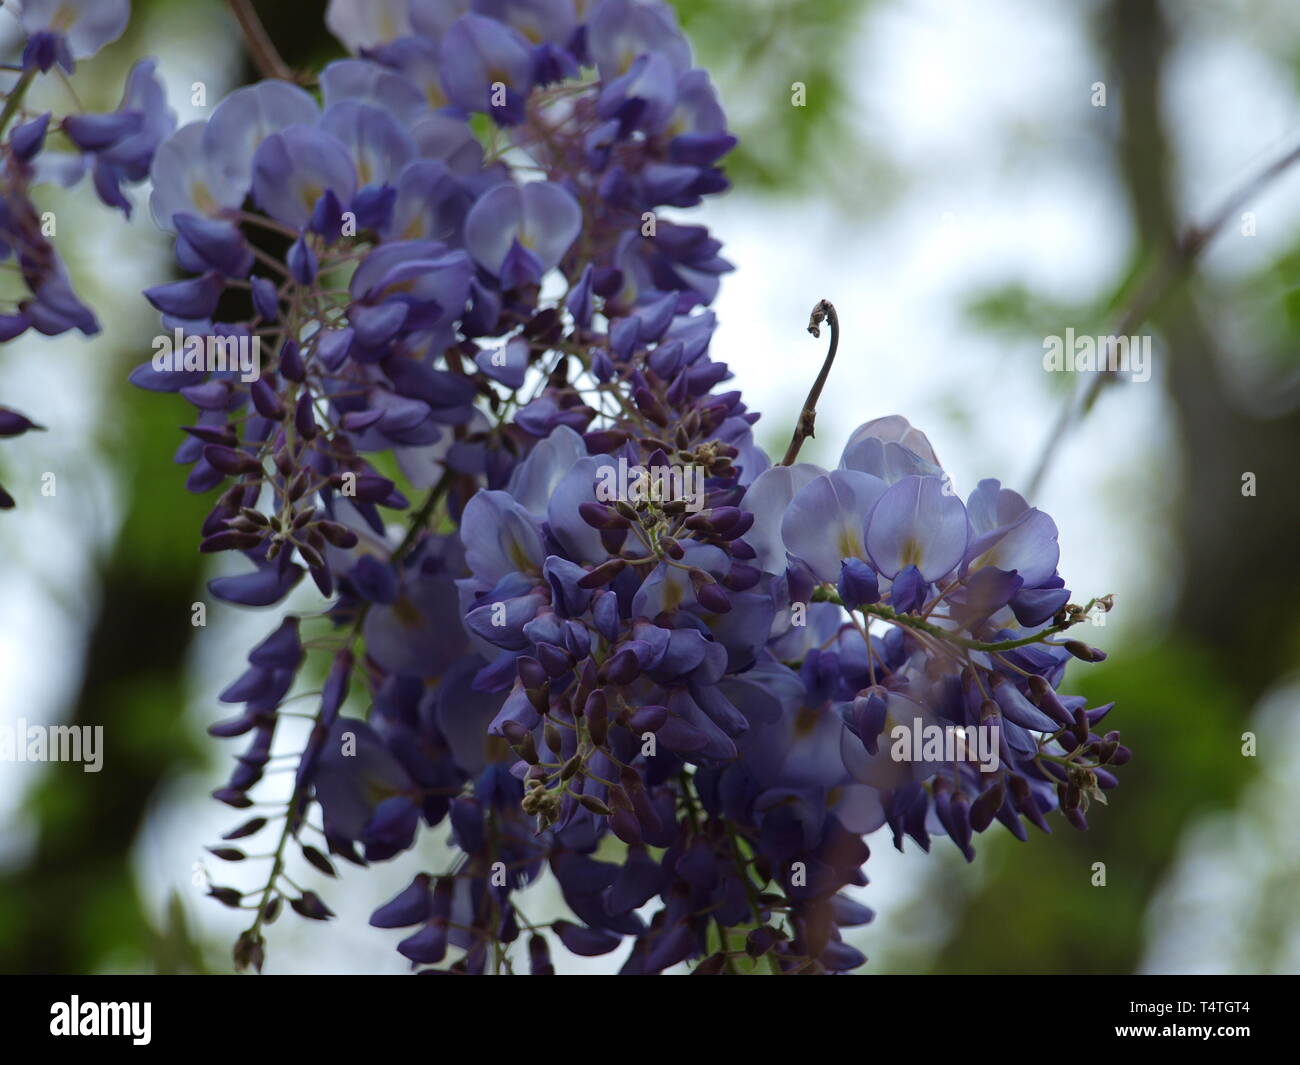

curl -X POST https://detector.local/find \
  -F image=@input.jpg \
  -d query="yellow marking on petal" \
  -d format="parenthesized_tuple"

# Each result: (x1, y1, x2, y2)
(190, 180, 218, 216)
(837, 527, 863, 559)
(662, 573, 684, 613)
(794, 703, 821, 737)
(507, 536, 536, 575)
(392, 595, 424, 629)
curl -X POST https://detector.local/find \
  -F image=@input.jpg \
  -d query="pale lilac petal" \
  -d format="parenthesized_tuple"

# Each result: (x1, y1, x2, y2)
(22, 0, 128, 59)
(475, 0, 577, 45)
(320, 58, 428, 126)
(461, 489, 546, 582)
(966, 478, 1031, 535)
(587, 0, 691, 80)
(320, 101, 417, 187)
(546, 456, 617, 565)
(464, 181, 580, 278)
(741, 462, 824, 574)
(325, 0, 412, 52)
(968, 508, 1060, 586)
(781, 469, 887, 582)
(150, 122, 245, 230)
(840, 414, 940, 467)
(204, 81, 320, 191)
(505, 424, 586, 515)
(865, 474, 968, 582)
(409, 0, 473, 40)
(518, 181, 581, 271)
(251, 125, 357, 230)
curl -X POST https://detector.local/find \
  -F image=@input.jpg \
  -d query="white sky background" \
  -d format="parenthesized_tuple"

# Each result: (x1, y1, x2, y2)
(1, 0, 1298, 973)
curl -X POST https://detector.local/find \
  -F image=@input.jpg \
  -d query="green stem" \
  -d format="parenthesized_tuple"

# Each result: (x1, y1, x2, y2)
(811, 585, 1099, 652)
(0, 66, 38, 139)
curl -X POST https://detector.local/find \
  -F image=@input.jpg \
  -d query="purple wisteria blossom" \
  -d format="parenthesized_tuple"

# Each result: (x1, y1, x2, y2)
(3, 0, 1128, 974)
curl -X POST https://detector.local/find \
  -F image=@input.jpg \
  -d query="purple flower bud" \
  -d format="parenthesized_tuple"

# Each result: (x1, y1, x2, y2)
(1064, 640, 1107, 663)
(173, 213, 252, 276)
(601, 647, 640, 686)
(316, 520, 358, 548)
(889, 564, 926, 614)
(248, 616, 303, 670)
(370, 874, 432, 929)
(536, 641, 573, 678)
(695, 581, 731, 613)
(294, 392, 318, 440)
(837, 558, 880, 609)
(144, 271, 224, 317)
(552, 920, 622, 957)
(0, 408, 44, 437)
(288, 234, 318, 284)
(11, 113, 51, 160)
(249, 378, 285, 420)
(203, 444, 262, 476)
(584, 690, 609, 746)
(850, 689, 889, 755)
(63, 110, 144, 152)
(628, 705, 667, 733)
(397, 923, 448, 964)
(251, 276, 280, 322)
(567, 264, 595, 327)
(278, 339, 305, 382)
(577, 557, 627, 588)
(528, 933, 554, 975)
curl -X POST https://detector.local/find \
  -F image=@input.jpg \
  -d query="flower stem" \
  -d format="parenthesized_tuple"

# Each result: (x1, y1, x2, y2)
(225, 0, 292, 81)
(780, 299, 839, 466)
(0, 67, 37, 139)
(812, 584, 1104, 652)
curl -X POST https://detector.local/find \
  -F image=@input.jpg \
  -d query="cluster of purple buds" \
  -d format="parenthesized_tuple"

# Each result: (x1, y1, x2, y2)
(3, 0, 1127, 974)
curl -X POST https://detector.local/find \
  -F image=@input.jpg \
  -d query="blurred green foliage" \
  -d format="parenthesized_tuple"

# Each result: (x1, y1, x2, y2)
(675, 0, 894, 205)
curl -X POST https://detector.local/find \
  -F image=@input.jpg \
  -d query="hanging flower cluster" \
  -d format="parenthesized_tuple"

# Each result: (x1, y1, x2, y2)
(1, 0, 1125, 974)
(1, 0, 174, 505)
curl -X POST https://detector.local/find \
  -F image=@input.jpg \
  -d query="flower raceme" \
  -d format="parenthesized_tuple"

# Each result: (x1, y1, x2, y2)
(1, 0, 1125, 974)
(1, 0, 172, 504)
